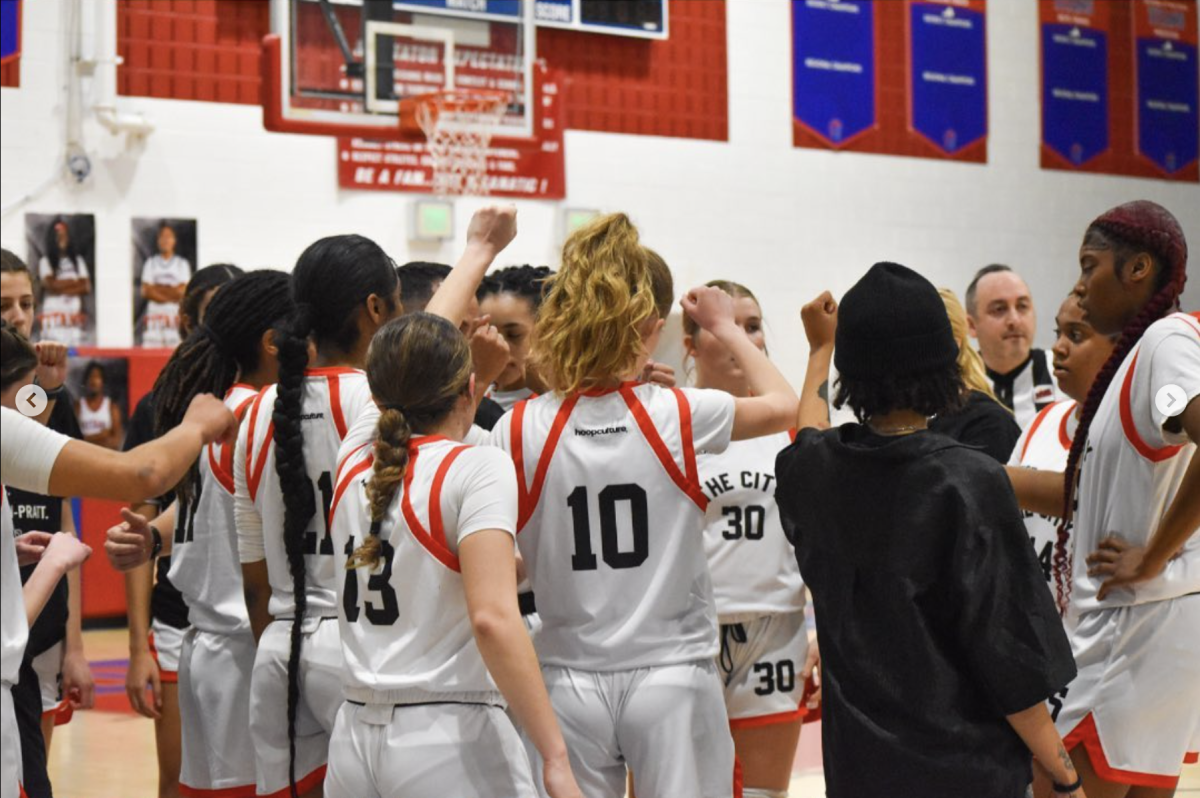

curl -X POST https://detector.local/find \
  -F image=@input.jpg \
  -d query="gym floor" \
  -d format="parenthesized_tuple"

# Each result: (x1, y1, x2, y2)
(47, 630, 1200, 797)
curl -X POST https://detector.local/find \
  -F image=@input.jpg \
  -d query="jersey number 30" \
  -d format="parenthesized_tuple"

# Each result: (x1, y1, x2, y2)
(568, 484, 649, 571)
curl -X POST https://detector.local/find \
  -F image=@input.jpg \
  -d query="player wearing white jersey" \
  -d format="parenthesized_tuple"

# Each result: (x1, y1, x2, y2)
(139, 224, 192, 347)
(1008, 293, 1115, 593)
(325, 313, 581, 798)
(1007, 201, 1200, 794)
(235, 207, 519, 798)
(479, 265, 555, 413)
(36, 221, 91, 347)
(493, 214, 798, 798)
(681, 280, 814, 798)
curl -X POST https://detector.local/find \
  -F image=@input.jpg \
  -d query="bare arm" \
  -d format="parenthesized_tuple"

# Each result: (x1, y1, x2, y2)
(425, 206, 518, 328)
(242, 560, 273, 643)
(48, 395, 235, 503)
(61, 505, 96, 710)
(1004, 466, 1068, 519)
(1006, 703, 1084, 797)
(798, 293, 837, 431)
(123, 501, 164, 719)
(460, 530, 580, 797)
(23, 535, 91, 627)
(681, 286, 798, 441)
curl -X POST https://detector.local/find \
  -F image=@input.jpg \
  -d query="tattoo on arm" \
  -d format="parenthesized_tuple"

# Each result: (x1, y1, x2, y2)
(817, 380, 829, 403)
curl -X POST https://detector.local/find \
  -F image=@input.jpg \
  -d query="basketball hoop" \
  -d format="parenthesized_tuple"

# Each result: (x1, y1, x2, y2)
(400, 90, 511, 196)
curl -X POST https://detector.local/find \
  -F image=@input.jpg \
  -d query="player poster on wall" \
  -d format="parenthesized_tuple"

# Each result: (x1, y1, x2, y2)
(791, 0, 988, 163)
(25, 212, 96, 347)
(67, 356, 128, 450)
(132, 217, 197, 347)
(1038, 0, 1198, 182)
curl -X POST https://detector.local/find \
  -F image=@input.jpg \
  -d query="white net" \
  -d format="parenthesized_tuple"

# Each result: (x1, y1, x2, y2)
(414, 93, 510, 196)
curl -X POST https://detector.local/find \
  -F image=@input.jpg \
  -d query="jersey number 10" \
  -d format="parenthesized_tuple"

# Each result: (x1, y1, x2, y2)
(568, 484, 650, 571)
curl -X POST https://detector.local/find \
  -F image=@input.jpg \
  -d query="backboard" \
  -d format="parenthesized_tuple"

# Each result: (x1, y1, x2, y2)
(266, 0, 538, 142)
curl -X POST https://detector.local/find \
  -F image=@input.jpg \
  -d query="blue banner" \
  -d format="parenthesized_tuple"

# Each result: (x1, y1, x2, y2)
(1042, 23, 1109, 166)
(534, 0, 573, 25)
(1136, 37, 1198, 174)
(394, 0, 521, 20)
(909, 2, 987, 154)
(1, 0, 19, 63)
(792, 0, 876, 146)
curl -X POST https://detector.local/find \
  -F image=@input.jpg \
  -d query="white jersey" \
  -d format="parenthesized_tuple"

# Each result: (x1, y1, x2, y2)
(140, 254, 191, 345)
(1008, 400, 1078, 587)
(1072, 312, 1200, 613)
(491, 382, 736, 671)
(2, 491, 24, 687)
(699, 431, 805, 620)
(487, 386, 534, 413)
(77, 396, 113, 439)
(330, 420, 518, 706)
(987, 348, 1061, 429)
(37, 255, 89, 345)
(168, 385, 258, 635)
(235, 367, 373, 620)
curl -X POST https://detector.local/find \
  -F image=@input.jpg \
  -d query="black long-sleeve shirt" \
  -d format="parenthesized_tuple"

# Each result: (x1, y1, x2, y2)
(777, 425, 1075, 798)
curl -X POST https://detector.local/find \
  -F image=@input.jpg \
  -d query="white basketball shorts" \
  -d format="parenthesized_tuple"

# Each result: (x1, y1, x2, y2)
(716, 611, 810, 729)
(250, 617, 343, 797)
(149, 618, 186, 682)
(178, 628, 257, 796)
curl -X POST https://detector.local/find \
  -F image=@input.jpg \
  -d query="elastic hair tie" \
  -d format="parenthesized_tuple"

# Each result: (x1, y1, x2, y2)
(200, 323, 231, 355)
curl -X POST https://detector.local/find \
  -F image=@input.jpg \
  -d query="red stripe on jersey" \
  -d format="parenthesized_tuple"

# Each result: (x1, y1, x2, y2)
(244, 388, 270, 502)
(305, 366, 359, 376)
(336, 442, 371, 485)
(788, 428, 798, 443)
(329, 456, 373, 529)
(1019, 402, 1057, 463)
(1063, 713, 1181, 789)
(250, 420, 275, 502)
(326, 374, 348, 440)
(1120, 351, 1184, 462)
(670, 388, 702, 496)
(210, 394, 257, 495)
(511, 399, 529, 505)
(400, 444, 469, 571)
(619, 386, 708, 512)
(515, 395, 581, 532)
(1057, 400, 1076, 449)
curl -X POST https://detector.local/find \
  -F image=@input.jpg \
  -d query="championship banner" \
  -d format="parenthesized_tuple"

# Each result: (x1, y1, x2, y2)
(908, 0, 987, 155)
(1038, 0, 1197, 181)
(792, 0, 987, 163)
(1134, 0, 1198, 175)
(1041, 0, 1110, 167)
(338, 65, 565, 198)
(791, 0, 877, 148)
(1, 0, 20, 87)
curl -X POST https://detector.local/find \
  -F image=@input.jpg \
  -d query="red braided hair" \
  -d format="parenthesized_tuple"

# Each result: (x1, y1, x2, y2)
(1052, 201, 1189, 613)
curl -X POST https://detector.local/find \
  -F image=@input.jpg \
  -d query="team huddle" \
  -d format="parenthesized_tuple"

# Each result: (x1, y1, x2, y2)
(1, 199, 1197, 798)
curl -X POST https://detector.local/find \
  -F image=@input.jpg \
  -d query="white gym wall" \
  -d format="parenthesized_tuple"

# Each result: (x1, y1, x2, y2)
(2, 0, 1197, 386)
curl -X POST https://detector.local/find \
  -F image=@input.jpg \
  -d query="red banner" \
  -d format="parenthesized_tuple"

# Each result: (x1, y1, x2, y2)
(337, 65, 565, 199)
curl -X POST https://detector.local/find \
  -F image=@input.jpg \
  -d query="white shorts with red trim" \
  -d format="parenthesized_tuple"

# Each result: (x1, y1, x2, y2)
(250, 617, 342, 798)
(1055, 594, 1200, 789)
(324, 701, 534, 798)
(716, 611, 810, 729)
(150, 618, 187, 682)
(178, 628, 257, 798)
(536, 661, 734, 798)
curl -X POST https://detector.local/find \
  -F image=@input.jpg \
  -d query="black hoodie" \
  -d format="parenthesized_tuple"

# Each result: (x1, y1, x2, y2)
(777, 424, 1075, 798)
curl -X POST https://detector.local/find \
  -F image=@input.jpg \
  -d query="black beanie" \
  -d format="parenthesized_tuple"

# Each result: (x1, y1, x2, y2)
(834, 262, 958, 380)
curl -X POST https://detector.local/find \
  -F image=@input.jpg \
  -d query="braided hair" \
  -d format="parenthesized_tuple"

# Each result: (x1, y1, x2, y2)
(346, 313, 473, 570)
(477, 264, 555, 309)
(179, 264, 244, 337)
(151, 271, 294, 505)
(271, 234, 398, 796)
(1053, 200, 1188, 612)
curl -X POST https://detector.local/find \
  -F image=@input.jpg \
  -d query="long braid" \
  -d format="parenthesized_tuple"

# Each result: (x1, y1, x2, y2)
(1052, 202, 1188, 613)
(270, 234, 398, 797)
(271, 305, 316, 798)
(152, 271, 293, 506)
(347, 408, 412, 570)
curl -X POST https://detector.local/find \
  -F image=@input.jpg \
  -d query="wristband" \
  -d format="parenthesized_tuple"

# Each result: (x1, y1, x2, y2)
(1053, 775, 1083, 794)
(42, 383, 65, 399)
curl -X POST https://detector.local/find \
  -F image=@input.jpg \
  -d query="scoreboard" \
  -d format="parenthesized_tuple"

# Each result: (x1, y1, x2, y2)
(393, 0, 668, 39)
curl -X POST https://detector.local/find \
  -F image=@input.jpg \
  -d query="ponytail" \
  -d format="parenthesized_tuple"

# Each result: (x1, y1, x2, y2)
(1053, 201, 1188, 613)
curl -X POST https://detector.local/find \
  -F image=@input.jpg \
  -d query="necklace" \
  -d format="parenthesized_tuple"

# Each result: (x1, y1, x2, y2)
(868, 422, 927, 436)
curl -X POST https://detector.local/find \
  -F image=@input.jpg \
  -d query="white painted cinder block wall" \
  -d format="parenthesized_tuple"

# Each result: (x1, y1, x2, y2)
(2, 0, 1197, 385)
